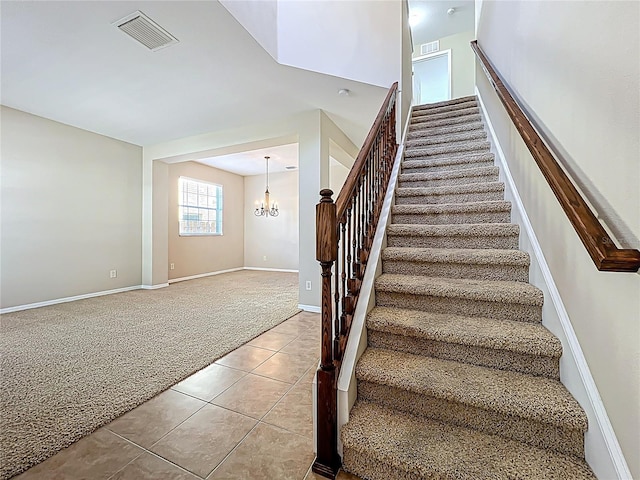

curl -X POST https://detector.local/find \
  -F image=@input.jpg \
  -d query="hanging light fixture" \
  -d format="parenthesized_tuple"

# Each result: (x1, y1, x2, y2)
(254, 156, 279, 217)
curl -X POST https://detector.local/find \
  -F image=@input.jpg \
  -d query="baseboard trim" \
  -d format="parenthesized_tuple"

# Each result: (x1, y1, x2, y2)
(140, 283, 169, 290)
(298, 304, 320, 313)
(0, 285, 142, 314)
(476, 87, 632, 480)
(168, 268, 244, 284)
(243, 267, 299, 273)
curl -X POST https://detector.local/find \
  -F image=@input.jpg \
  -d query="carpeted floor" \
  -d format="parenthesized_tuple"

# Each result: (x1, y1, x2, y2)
(0, 270, 301, 480)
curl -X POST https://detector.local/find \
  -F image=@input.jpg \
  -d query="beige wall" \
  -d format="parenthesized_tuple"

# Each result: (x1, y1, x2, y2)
(167, 161, 244, 280)
(476, 1, 639, 476)
(0, 106, 142, 308)
(244, 171, 299, 270)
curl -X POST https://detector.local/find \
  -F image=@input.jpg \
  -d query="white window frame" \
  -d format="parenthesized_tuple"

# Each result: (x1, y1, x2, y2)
(178, 176, 223, 236)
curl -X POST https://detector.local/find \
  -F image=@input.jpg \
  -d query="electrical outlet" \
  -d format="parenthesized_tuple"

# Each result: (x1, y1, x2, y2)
(109, 270, 117, 278)
(170, 263, 175, 270)
(305, 280, 312, 291)
(263, 255, 267, 261)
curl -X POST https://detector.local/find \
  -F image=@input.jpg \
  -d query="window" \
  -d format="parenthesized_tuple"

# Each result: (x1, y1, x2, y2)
(178, 177, 223, 235)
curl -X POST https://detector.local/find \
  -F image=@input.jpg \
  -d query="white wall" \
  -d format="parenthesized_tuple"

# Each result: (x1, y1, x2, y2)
(0, 106, 142, 309)
(167, 162, 244, 280)
(244, 171, 299, 270)
(476, 1, 639, 476)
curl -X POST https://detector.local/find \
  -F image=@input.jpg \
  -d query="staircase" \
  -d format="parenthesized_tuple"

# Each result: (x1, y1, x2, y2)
(340, 96, 596, 479)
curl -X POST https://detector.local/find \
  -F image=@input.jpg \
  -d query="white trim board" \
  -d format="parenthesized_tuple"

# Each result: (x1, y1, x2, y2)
(298, 304, 320, 313)
(0, 285, 142, 314)
(243, 267, 299, 273)
(475, 87, 632, 480)
(168, 267, 244, 284)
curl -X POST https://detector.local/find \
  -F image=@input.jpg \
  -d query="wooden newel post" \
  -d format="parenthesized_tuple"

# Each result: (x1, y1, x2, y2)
(313, 189, 341, 479)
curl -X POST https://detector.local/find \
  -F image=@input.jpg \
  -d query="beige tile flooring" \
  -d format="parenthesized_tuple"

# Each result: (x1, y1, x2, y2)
(15, 311, 359, 480)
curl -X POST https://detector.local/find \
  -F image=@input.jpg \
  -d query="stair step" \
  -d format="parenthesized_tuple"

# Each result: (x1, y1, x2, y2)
(395, 182, 505, 205)
(405, 129, 486, 148)
(407, 121, 484, 140)
(410, 106, 480, 123)
(367, 306, 561, 377)
(398, 166, 499, 188)
(382, 246, 529, 282)
(402, 152, 494, 173)
(392, 201, 511, 225)
(410, 113, 482, 130)
(387, 222, 519, 250)
(405, 140, 490, 160)
(341, 403, 594, 480)
(356, 348, 586, 457)
(413, 95, 477, 111)
(375, 273, 541, 322)
(412, 100, 478, 117)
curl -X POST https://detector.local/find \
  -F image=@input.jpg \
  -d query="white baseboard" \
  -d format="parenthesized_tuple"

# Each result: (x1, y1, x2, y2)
(140, 283, 169, 289)
(0, 285, 142, 314)
(298, 304, 320, 313)
(476, 87, 632, 480)
(168, 267, 244, 284)
(243, 267, 299, 273)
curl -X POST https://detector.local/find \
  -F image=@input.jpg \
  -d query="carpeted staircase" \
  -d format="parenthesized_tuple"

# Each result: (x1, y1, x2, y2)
(340, 96, 596, 479)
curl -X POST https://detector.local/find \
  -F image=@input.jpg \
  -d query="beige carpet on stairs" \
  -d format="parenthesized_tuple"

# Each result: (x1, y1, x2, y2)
(340, 96, 596, 479)
(0, 270, 300, 480)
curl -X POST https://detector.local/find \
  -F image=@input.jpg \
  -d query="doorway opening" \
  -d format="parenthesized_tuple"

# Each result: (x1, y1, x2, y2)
(412, 50, 452, 105)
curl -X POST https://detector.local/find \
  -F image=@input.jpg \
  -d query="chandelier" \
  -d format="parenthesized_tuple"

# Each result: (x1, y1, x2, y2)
(254, 156, 279, 217)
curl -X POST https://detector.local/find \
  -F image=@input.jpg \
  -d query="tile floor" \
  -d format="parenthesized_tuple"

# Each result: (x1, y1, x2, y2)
(15, 311, 359, 480)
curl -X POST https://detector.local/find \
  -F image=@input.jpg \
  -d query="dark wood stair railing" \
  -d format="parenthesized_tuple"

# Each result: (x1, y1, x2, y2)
(313, 82, 398, 479)
(471, 40, 640, 272)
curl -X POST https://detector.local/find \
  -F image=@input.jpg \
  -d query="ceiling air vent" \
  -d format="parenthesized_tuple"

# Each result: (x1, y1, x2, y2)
(113, 11, 178, 52)
(420, 40, 440, 56)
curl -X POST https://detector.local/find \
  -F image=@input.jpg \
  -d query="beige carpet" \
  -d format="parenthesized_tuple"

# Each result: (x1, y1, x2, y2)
(0, 270, 301, 479)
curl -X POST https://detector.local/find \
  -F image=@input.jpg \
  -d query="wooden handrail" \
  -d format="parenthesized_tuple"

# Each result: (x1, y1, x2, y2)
(313, 82, 398, 479)
(471, 40, 640, 272)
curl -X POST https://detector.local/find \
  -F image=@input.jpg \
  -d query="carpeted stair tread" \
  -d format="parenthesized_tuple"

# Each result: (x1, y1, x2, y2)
(399, 166, 499, 184)
(407, 121, 484, 139)
(375, 273, 542, 307)
(356, 348, 586, 430)
(410, 113, 483, 130)
(405, 129, 486, 148)
(413, 95, 477, 110)
(410, 106, 480, 123)
(392, 200, 510, 216)
(412, 101, 479, 118)
(382, 246, 529, 267)
(402, 152, 494, 172)
(405, 140, 490, 159)
(396, 182, 504, 198)
(341, 401, 596, 480)
(367, 306, 561, 365)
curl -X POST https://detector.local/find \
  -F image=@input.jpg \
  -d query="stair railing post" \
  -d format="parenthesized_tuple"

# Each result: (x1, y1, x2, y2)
(313, 189, 341, 479)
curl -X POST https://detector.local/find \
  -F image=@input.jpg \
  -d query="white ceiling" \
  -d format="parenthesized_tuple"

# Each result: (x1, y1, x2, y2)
(0, 1, 387, 147)
(408, 0, 475, 46)
(199, 143, 298, 176)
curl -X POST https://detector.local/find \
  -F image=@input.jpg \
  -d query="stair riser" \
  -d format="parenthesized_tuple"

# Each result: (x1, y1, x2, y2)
(358, 382, 583, 458)
(395, 190, 504, 205)
(414, 95, 477, 110)
(411, 107, 480, 122)
(402, 160, 494, 174)
(405, 131, 486, 148)
(410, 113, 482, 130)
(407, 122, 484, 139)
(375, 291, 541, 322)
(406, 143, 490, 159)
(392, 210, 511, 225)
(342, 449, 409, 480)
(387, 234, 519, 250)
(413, 100, 478, 116)
(382, 259, 529, 282)
(398, 173, 499, 188)
(367, 330, 558, 378)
